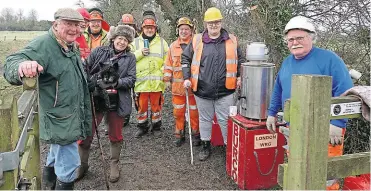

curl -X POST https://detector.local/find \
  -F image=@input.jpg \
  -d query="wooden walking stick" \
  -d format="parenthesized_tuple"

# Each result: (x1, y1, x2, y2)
(185, 88, 194, 165)
(86, 60, 110, 190)
(90, 95, 110, 190)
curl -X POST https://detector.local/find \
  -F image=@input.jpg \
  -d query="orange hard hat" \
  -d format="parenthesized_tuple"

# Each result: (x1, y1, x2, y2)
(90, 11, 103, 21)
(122, 14, 134, 25)
(89, 10, 110, 31)
(142, 18, 156, 27)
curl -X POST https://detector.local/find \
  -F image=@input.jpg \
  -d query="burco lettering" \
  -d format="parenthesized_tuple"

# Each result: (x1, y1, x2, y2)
(231, 123, 239, 181)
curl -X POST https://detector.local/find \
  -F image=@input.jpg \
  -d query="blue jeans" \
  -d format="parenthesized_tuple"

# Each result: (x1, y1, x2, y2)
(45, 142, 80, 183)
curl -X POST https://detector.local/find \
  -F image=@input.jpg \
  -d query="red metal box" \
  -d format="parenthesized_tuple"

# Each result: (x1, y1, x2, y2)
(226, 114, 285, 190)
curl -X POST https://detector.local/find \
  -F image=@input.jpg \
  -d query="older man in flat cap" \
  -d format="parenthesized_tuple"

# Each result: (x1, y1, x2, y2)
(4, 8, 92, 190)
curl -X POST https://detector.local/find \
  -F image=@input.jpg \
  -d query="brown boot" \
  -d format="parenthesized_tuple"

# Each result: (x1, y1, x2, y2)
(76, 146, 90, 181)
(109, 141, 122, 183)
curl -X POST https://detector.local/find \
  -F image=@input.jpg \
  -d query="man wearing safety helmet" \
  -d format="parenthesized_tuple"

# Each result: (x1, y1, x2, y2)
(76, 8, 91, 60)
(83, 8, 110, 50)
(182, 7, 246, 161)
(164, 17, 201, 147)
(131, 10, 169, 138)
(266, 16, 353, 190)
(119, 13, 139, 37)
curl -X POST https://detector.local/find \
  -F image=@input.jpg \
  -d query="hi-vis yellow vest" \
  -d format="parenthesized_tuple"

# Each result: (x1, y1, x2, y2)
(83, 29, 108, 50)
(190, 33, 238, 91)
(132, 34, 169, 92)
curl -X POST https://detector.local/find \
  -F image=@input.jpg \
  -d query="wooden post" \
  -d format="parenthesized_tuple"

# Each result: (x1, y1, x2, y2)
(286, 75, 332, 190)
(18, 89, 40, 190)
(0, 93, 20, 190)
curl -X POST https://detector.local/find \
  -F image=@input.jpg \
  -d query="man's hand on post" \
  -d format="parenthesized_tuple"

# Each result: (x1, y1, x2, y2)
(329, 124, 343, 146)
(18, 61, 43, 78)
(266, 116, 276, 133)
(183, 79, 191, 88)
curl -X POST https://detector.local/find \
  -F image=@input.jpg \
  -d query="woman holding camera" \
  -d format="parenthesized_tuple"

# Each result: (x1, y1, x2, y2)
(77, 25, 136, 183)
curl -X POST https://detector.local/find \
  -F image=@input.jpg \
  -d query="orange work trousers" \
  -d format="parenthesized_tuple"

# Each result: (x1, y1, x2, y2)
(136, 92, 163, 124)
(327, 128, 346, 190)
(172, 95, 199, 137)
(286, 127, 345, 190)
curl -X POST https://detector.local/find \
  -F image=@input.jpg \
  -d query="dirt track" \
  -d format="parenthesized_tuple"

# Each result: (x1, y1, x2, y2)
(42, 94, 239, 190)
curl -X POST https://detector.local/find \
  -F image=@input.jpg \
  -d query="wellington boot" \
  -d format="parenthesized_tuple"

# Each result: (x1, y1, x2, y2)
(109, 141, 122, 183)
(55, 179, 74, 190)
(42, 166, 56, 190)
(199, 141, 211, 161)
(76, 146, 90, 181)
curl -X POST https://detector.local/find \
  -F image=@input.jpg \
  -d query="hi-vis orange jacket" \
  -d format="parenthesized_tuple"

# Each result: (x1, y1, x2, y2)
(181, 29, 245, 99)
(164, 37, 193, 96)
(191, 33, 237, 91)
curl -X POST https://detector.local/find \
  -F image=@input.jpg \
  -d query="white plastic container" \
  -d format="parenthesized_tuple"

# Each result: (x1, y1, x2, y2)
(246, 42, 268, 61)
(349, 69, 362, 80)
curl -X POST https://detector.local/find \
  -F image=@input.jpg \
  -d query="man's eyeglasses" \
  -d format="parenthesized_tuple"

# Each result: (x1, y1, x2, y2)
(285, 35, 308, 43)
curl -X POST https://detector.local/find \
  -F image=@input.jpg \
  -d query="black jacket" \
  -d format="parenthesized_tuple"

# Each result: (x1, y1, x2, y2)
(87, 45, 136, 116)
(181, 29, 246, 100)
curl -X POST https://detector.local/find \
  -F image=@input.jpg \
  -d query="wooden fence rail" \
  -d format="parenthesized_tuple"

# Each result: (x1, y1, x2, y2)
(277, 75, 370, 189)
(0, 78, 40, 190)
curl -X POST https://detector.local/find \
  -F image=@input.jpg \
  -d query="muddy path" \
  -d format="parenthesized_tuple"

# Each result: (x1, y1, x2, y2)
(42, 93, 239, 190)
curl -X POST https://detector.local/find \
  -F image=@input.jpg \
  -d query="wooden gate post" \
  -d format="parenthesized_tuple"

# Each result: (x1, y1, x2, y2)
(286, 75, 332, 189)
(0, 93, 20, 190)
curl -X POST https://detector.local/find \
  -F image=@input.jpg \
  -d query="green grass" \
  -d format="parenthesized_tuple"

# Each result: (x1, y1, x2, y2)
(0, 31, 45, 97)
(0, 31, 46, 41)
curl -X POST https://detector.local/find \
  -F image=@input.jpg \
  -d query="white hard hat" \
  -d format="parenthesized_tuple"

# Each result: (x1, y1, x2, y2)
(284, 16, 315, 34)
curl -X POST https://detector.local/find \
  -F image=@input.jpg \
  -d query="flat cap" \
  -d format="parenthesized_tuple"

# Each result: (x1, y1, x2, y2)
(54, 8, 84, 22)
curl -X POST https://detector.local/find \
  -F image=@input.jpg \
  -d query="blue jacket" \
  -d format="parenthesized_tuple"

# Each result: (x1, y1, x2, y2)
(268, 47, 353, 128)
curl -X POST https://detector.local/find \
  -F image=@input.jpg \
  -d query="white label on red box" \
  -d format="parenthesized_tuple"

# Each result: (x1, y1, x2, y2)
(231, 122, 240, 182)
(254, 133, 277, 149)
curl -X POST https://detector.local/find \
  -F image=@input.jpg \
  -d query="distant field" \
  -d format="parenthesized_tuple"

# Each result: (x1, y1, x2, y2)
(0, 31, 44, 96)
(0, 31, 46, 64)
(0, 31, 46, 41)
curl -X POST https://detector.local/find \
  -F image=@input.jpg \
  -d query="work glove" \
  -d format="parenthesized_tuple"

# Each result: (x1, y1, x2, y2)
(266, 116, 276, 133)
(183, 79, 191, 88)
(97, 79, 117, 89)
(329, 124, 343, 146)
(165, 82, 171, 92)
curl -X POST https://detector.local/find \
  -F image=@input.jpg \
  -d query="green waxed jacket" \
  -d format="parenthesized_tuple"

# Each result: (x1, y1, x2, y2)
(3, 28, 92, 145)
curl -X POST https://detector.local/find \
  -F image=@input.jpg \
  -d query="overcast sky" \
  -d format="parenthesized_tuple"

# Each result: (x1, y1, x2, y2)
(0, 0, 96, 21)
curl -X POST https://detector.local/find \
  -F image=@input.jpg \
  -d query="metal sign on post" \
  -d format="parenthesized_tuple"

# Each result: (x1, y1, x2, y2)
(331, 101, 362, 116)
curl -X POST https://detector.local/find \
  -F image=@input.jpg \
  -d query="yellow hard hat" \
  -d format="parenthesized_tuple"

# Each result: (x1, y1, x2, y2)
(204, 7, 223, 22)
